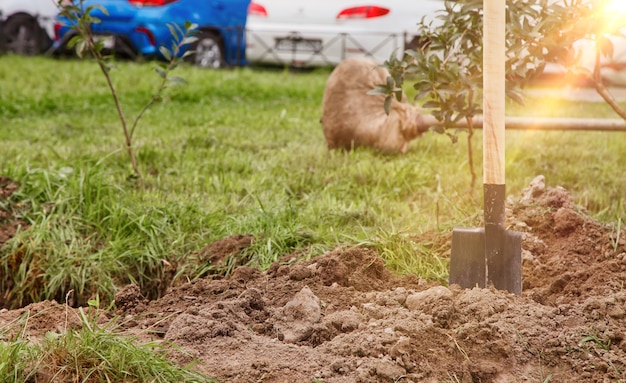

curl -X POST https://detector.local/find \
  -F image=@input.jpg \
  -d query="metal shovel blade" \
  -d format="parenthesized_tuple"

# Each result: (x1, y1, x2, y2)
(449, 226, 522, 294)
(448, 1, 523, 295)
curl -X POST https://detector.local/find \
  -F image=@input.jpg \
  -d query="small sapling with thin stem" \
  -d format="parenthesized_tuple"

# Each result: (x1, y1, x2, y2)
(57, 0, 198, 178)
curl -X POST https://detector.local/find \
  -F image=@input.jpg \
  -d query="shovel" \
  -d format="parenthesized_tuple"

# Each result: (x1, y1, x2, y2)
(448, 0, 522, 294)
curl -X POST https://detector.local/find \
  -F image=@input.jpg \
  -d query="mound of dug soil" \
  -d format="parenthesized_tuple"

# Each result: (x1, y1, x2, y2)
(1, 176, 625, 382)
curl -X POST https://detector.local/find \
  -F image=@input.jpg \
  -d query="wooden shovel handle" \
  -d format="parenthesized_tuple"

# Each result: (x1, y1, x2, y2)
(483, 0, 506, 186)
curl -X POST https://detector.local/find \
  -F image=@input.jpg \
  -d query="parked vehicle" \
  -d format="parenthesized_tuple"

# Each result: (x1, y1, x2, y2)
(0, 0, 57, 55)
(54, 0, 250, 69)
(245, 0, 447, 67)
(530, 0, 626, 85)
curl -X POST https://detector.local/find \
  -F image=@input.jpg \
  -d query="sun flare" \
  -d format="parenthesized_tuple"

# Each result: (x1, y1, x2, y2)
(600, 0, 626, 34)
(603, 0, 626, 14)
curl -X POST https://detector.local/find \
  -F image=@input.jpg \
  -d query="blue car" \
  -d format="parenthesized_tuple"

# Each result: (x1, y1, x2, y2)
(54, 0, 250, 68)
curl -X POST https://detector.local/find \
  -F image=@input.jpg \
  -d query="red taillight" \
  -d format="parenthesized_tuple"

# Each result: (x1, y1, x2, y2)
(337, 6, 390, 19)
(128, 0, 177, 6)
(54, 23, 63, 41)
(248, 2, 267, 17)
(135, 27, 156, 46)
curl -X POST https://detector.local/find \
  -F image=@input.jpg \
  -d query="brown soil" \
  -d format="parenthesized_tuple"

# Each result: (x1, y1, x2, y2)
(1, 175, 625, 382)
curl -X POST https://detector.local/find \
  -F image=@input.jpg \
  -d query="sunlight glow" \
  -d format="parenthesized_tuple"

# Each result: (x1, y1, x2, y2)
(603, 0, 626, 15)
(601, 0, 626, 34)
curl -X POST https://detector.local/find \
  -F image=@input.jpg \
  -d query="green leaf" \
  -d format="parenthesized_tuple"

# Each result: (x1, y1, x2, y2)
(171, 23, 185, 39)
(166, 24, 179, 41)
(181, 36, 198, 46)
(367, 85, 390, 96)
(155, 67, 166, 79)
(93, 39, 105, 54)
(67, 35, 83, 49)
(88, 5, 109, 16)
(383, 96, 392, 115)
(87, 296, 100, 308)
(170, 41, 180, 57)
(168, 76, 187, 85)
(394, 90, 403, 102)
(159, 46, 173, 61)
(415, 89, 430, 101)
(385, 75, 394, 89)
(423, 100, 440, 109)
(598, 35, 614, 58)
(446, 132, 458, 144)
(185, 21, 199, 32)
(75, 40, 87, 58)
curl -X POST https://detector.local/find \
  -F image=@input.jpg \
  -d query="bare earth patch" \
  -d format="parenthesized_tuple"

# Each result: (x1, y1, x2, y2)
(1, 176, 625, 382)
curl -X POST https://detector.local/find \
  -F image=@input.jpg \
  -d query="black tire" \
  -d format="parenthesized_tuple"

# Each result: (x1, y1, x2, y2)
(3, 14, 49, 55)
(190, 31, 225, 69)
(0, 18, 6, 55)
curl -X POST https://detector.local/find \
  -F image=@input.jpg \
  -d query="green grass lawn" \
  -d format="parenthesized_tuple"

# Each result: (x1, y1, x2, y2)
(0, 55, 625, 308)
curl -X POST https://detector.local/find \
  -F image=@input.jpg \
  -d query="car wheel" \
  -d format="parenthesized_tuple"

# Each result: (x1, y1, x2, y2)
(3, 14, 45, 55)
(191, 32, 225, 69)
(0, 20, 6, 54)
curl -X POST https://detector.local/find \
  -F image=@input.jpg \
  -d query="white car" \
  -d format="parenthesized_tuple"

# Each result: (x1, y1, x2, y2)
(245, 0, 447, 67)
(537, 1, 626, 85)
(543, 33, 626, 86)
(0, 0, 58, 55)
